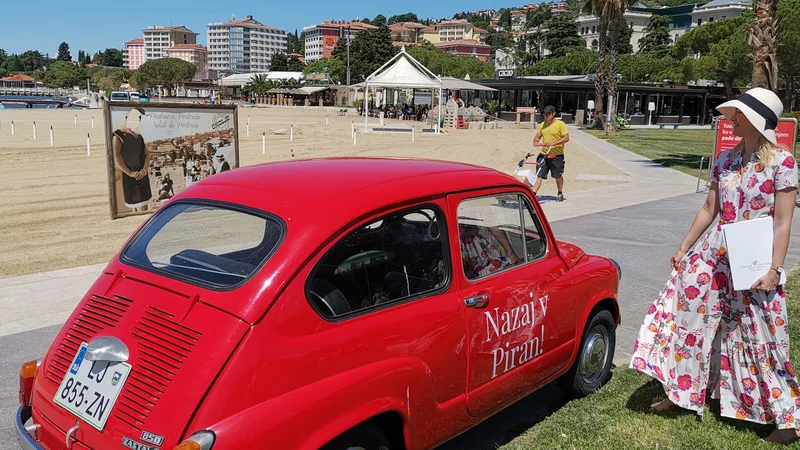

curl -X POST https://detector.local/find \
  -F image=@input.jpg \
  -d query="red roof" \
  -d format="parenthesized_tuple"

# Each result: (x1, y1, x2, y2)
(169, 44, 207, 50)
(125, 38, 144, 46)
(317, 21, 378, 31)
(1, 74, 35, 82)
(389, 22, 428, 31)
(433, 39, 491, 48)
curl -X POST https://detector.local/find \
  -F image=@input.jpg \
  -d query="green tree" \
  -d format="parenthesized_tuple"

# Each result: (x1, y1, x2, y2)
(303, 57, 346, 83)
(453, 11, 491, 30)
(486, 30, 515, 56)
(287, 30, 305, 54)
(244, 73, 273, 96)
(287, 55, 304, 72)
(618, 16, 634, 55)
(19, 50, 45, 72)
(500, 9, 512, 29)
(43, 61, 86, 88)
(0, 48, 5, 67)
(672, 13, 751, 58)
(638, 15, 672, 55)
(407, 45, 495, 79)
(526, 9, 552, 29)
(523, 47, 596, 75)
(711, 28, 753, 99)
(2, 54, 24, 72)
(516, 32, 546, 70)
(373, 14, 387, 28)
(332, 26, 396, 82)
(57, 42, 71, 61)
(134, 58, 196, 91)
(543, 16, 585, 56)
(94, 48, 124, 67)
(388, 13, 419, 25)
(777, 0, 800, 108)
(270, 53, 289, 71)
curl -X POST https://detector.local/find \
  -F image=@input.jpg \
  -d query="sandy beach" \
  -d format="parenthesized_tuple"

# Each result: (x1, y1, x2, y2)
(0, 105, 625, 277)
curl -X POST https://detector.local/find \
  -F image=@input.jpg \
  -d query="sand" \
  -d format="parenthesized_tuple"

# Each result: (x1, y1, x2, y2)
(0, 106, 625, 278)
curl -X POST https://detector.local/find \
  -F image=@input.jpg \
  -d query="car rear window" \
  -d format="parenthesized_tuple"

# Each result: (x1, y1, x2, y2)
(111, 93, 129, 100)
(122, 202, 284, 289)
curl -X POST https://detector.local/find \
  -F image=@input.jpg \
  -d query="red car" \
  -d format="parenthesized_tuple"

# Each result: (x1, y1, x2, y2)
(16, 158, 620, 450)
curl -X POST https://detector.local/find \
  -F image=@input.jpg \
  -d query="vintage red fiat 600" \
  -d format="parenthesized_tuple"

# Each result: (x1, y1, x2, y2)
(16, 158, 620, 450)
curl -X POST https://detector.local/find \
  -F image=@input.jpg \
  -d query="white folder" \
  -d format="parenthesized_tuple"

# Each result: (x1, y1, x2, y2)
(721, 216, 786, 291)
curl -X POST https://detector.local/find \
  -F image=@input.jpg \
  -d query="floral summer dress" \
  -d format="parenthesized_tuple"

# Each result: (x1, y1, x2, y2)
(630, 144, 800, 428)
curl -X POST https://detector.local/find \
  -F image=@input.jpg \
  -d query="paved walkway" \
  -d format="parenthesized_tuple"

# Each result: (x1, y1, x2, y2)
(0, 129, 703, 338)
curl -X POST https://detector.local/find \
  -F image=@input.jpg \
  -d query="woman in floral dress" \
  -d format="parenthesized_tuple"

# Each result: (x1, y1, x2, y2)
(630, 88, 800, 443)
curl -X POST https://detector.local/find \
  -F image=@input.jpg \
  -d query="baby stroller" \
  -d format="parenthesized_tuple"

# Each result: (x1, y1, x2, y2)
(498, 146, 552, 207)
(615, 113, 629, 129)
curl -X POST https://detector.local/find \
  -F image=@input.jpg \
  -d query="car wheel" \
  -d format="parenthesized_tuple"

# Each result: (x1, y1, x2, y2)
(321, 423, 391, 450)
(558, 309, 615, 398)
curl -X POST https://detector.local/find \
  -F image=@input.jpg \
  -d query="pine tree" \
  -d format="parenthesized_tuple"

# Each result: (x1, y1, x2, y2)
(57, 42, 71, 61)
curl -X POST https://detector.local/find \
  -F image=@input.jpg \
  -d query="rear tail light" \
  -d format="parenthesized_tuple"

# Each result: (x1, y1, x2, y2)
(174, 431, 215, 450)
(18, 359, 40, 407)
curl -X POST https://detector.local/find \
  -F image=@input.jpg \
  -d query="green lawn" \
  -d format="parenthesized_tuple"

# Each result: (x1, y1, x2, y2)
(500, 270, 800, 450)
(585, 129, 716, 177)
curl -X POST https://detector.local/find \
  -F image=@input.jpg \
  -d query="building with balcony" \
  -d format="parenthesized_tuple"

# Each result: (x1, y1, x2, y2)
(419, 19, 489, 44)
(691, 0, 751, 27)
(303, 21, 378, 63)
(433, 39, 491, 62)
(166, 44, 208, 79)
(142, 25, 198, 62)
(207, 15, 288, 74)
(122, 38, 144, 70)
(577, 11, 651, 53)
(389, 22, 428, 44)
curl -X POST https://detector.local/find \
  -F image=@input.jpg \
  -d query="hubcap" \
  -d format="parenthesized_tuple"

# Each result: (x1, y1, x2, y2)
(580, 325, 609, 384)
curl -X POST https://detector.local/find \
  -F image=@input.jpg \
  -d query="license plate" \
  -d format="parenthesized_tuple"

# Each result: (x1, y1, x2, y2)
(53, 343, 132, 430)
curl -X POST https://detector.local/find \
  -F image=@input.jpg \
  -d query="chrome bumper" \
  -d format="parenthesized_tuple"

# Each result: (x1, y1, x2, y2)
(15, 406, 43, 450)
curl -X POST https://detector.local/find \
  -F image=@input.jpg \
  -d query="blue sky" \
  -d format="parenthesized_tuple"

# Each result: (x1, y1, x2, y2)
(0, 0, 517, 56)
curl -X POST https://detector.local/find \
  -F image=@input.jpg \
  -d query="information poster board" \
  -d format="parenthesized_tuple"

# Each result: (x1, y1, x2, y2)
(715, 117, 798, 157)
(104, 102, 239, 219)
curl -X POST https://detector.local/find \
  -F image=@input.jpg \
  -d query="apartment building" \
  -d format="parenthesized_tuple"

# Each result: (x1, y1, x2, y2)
(142, 25, 198, 61)
(207, 15, 288, 74)
(166, 44, 208, 79)
(433, 39, 491, 62)
(122, 38, 144, 70)
(419, 19, 488, 44)
(303, 21, 377, 63)
(577, 10, 651, 53)
(389, 22, 428, 44)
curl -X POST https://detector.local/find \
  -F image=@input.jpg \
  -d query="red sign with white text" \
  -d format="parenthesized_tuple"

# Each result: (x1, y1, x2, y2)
(715, 118, 798, 157)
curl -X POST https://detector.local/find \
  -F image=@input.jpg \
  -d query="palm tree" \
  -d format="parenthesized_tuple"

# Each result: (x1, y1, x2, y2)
(749, 0, 779, 90)
(244, 73, 271, 96)
(584, 0, 638, 133)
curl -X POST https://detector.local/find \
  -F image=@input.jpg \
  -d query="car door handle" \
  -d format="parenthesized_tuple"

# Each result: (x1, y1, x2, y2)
(464, 294, 489, 308)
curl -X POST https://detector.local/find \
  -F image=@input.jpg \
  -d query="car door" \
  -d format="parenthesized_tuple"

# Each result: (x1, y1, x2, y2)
(447, 189, 577, 417)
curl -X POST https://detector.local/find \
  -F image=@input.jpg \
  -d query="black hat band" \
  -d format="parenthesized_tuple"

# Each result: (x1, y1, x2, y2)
(737, 93, 778, 130)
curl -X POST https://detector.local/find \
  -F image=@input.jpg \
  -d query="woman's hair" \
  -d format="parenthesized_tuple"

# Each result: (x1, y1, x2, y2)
(737, 139, 788, 166)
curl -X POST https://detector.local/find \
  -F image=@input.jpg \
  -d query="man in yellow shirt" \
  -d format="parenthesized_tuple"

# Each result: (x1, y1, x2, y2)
(529, 105, 569, 202)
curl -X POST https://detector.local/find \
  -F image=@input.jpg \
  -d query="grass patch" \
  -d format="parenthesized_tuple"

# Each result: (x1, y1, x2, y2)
(585, 129, 716, 177)
(501, 269, 800, 450)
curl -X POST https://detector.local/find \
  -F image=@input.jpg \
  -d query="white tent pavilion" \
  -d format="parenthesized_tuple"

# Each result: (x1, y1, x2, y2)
(355, 47, 443, 133)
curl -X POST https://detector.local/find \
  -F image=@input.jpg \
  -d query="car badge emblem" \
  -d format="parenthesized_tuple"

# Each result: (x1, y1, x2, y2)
(140, 431, 165, 446)
(111, 371, 123, 386)
(122, 436, 159, 450)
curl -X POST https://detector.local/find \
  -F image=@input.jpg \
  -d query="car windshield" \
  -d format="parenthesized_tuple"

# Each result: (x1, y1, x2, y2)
(122, 202, 284, 289)
(111, 93, 128, 100)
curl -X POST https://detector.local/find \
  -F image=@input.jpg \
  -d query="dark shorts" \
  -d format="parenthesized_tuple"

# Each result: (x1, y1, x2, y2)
(535, 154, 565, 179)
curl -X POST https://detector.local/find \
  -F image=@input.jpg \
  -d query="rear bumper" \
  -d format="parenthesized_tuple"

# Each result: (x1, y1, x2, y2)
(15, 406, 43, 450)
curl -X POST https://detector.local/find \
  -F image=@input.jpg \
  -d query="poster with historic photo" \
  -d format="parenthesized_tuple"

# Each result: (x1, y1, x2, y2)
(103, 102, 239, 219)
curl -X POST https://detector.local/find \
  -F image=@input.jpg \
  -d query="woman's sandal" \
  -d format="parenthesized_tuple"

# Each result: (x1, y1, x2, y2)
(649, 398, 676, 412)
(765, 428, 800, 444)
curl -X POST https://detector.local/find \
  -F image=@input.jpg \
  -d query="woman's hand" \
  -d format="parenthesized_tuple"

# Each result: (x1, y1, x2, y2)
(751, 270, 780, 291)
(134, 169, 147, 181)
(671, 248, 688, 271)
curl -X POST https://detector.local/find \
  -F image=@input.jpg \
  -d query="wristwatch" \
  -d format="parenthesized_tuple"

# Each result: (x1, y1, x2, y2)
(771, 265, 784, 276)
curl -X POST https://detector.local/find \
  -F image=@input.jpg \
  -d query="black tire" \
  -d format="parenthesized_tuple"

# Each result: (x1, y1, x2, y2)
(321, 423, 392, 450)
(558, 309, 615, 398)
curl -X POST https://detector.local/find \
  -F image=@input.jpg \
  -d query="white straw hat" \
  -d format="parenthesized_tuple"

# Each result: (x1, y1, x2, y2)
(716, 87, 783, 145)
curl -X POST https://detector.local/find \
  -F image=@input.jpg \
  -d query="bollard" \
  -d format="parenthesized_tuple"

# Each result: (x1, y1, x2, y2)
(246, 123, 250, 138)
(11, 120, 14, 135)
(412, 126, 415, 143)
(290, 125, 294, 141)
(91, 117, 94, 129)
(262, 132, 266, 154)
(247, 116, 250, 126)
(74, 114, 77, 125)
(33, 121, 37, 140)
(87, 133, 91, 155)
(50, 126, 54, 146)
(325, 116, 328, 126)
(351, 121, 354, 138)
(353, 128, 357, 145)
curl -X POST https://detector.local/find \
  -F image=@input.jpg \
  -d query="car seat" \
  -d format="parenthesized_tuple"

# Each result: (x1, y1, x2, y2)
(308, 278, 351, 317)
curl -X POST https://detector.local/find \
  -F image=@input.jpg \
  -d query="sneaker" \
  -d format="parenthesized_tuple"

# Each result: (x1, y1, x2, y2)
(557, 193, 564, 202)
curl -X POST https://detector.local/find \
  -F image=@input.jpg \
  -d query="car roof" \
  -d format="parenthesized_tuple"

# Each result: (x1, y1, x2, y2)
(191, 157, 520, 213)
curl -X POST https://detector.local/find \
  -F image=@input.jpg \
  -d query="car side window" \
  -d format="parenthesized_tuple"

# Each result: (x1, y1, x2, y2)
(458, 194, 547, 281)
(521, 197, 548, 262)
(307, 206, 448, 319)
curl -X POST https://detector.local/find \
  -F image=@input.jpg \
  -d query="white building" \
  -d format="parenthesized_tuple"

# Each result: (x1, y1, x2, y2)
(576, 11, 651, 53)
(691, 0, 751, 27)
(207, 15, 288, 74)
(142, 26, 198, 62)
